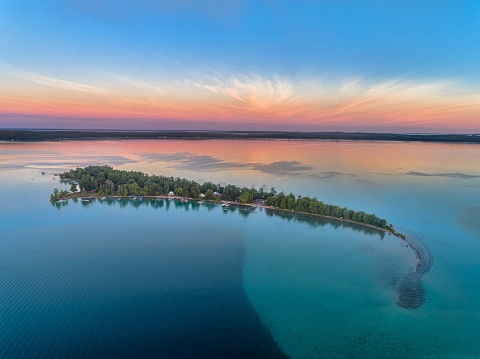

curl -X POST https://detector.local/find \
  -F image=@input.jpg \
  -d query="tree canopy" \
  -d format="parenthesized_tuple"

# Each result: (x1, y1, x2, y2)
(57, 165, 391, 231)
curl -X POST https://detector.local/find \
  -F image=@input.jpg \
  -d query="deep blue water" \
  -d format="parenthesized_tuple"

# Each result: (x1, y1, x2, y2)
(1, 194, 288, 358)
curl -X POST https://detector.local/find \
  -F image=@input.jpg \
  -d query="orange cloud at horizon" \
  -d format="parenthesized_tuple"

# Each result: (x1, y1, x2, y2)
(1, 67, 479, 132)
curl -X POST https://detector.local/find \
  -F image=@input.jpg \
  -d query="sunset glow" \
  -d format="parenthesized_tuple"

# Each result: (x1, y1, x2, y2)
(1, 1, 479, 133)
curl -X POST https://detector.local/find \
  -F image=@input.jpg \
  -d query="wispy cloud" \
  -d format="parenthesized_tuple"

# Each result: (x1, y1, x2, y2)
(192, 73, 295, 111)
(1, 66, 108, 95)
(1, 64, 479, 132)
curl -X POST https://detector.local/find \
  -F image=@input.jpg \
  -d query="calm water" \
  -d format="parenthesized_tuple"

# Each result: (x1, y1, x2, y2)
(1, 139, 480, 358)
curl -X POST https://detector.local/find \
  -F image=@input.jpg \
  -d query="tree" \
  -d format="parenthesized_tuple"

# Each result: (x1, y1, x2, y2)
(70, 183, 78, 193)
(221, 187, 230, 200)
(108, 171, 120, 183)
(239, 188, 254, 204)
(259, 185, 267, 198)
(191, 184, 200, 198)
(80, 175, 94, 191)
(50, 188, 59, 202)
(205, 189, 214, 200)
(129, 182, 142, 195)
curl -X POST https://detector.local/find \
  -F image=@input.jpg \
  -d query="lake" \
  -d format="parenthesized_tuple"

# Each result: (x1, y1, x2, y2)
(1, 139, 479, 358)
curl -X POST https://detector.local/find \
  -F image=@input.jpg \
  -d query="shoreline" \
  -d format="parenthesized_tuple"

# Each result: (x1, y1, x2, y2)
(3, 129, 480, 144)
(69, 193, 424, 267)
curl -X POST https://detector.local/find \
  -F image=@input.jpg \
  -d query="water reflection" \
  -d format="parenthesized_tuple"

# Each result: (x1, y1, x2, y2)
(265, 208, 386, 239)
(458, 207, 480, 236)
(61, 197, 217, 213)
(264, 209, 433, 310)
(58, 198, 430, 309)
(51, 200, 69, 209)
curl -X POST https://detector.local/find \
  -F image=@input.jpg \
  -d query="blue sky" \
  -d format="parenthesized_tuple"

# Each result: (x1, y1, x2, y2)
(1, 0, 479, 132)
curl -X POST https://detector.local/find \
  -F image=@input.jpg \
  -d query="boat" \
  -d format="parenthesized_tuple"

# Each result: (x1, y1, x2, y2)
(198, 201, 203, 204)
(221, 203, 230, 207)
(81, 198, 90, 202)
(101, 197, 106, 200)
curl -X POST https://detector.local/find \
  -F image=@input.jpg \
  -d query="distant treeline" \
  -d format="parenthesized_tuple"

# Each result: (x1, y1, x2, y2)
(3, 130, 480, 143)
(57, 165, 394, 232)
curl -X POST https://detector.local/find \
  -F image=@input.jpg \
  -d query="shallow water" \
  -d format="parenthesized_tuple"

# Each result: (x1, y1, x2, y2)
(1, 139, 480, 358)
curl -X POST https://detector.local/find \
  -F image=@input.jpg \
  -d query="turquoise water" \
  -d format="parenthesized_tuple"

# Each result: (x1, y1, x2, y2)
(1, 140, 480, 358)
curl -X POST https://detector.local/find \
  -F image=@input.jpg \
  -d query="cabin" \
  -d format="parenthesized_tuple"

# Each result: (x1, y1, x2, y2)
(199, 193, 206, 198)
(213, 191, 221, 199)
(168, 191, 175, 196)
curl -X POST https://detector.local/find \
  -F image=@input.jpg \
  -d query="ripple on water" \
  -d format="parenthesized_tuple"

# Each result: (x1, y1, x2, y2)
(0, 201, 287, 358)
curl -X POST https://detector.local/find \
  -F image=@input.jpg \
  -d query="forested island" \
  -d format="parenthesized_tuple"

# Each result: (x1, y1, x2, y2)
(51, 165, 405, 239)
(3, 129, 480, 143)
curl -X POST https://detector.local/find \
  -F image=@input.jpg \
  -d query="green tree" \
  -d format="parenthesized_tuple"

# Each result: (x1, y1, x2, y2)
(205, 189, 214, 200)
(50, 188, 60, 202)
(191, 184, 200, 198)
(70, 183, 78, 193)
(128, 182, 141, 195)
(239, 188, 253, 204)
(80, 175, 94, 191)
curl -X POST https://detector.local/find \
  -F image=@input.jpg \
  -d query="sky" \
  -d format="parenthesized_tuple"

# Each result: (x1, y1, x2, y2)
(0, 0, 479, 133)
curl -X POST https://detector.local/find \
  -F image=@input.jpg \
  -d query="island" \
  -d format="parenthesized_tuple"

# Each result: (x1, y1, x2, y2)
(51, 165, 406, 239)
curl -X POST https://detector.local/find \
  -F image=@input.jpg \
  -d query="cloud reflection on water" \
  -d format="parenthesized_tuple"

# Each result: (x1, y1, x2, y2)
(139, 152, 247, 170)
(458, 207, 480, 237)
(405, 171, 480, 179)
(138, 152, 371, 184)
(0, 155, 132, 170)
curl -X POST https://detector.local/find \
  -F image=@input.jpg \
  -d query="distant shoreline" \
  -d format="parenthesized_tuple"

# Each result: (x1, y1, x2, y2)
(2, 129, 480, 143)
